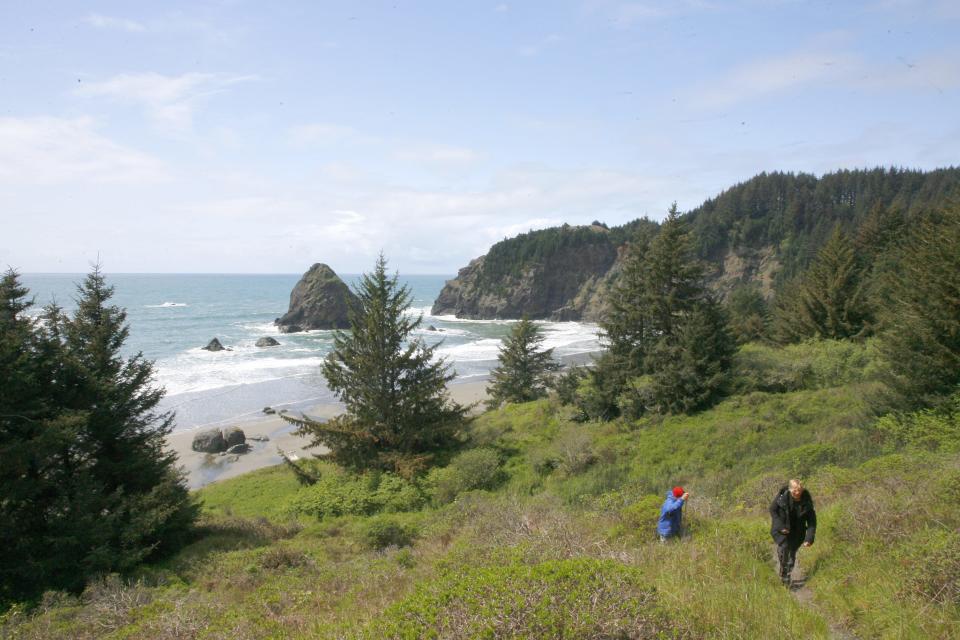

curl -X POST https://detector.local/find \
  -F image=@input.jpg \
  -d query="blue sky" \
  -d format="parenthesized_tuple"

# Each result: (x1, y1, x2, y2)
(1, 0, 958, 274)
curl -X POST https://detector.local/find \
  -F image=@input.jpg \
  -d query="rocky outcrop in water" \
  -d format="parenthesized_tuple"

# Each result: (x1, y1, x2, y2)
(276, 263, 358, 333)
(202, 338, 226, 351)
(256, 336, 280, 347)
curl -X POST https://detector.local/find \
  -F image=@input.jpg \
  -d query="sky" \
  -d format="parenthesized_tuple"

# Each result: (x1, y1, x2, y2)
(1, 0, 958, 274)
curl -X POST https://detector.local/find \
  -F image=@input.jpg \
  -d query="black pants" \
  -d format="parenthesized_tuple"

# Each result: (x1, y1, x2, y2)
(777, 541, 801, 580)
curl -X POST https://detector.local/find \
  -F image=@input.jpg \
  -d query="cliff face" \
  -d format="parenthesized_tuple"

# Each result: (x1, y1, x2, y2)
(433, 168, 960, 323)
(276, 263, 358, 333)
(431, 231, 618, 321)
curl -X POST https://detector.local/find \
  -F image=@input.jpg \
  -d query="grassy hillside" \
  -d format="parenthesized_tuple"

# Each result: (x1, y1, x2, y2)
(3, 341, 957, 639)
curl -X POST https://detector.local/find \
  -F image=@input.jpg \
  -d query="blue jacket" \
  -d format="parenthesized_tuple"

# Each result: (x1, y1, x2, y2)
(657, 493, 685, 537)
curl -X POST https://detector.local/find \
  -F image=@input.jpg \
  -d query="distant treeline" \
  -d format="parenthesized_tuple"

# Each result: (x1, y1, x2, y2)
(471, 166, 960, 292)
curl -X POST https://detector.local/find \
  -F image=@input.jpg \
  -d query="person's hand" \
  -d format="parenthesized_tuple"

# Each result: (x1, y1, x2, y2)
(802, 542, 812, 547)
(681, 492, 690, 501)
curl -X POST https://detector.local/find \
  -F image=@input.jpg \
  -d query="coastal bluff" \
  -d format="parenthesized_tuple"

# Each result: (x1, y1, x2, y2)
(275, 263, 358, 333)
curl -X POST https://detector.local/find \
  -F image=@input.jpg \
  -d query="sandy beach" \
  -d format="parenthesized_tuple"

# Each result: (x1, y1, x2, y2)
(167, 379, 490, 489)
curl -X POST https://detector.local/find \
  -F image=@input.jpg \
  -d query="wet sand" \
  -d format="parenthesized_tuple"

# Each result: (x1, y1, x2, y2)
(167, 380, 490, 489)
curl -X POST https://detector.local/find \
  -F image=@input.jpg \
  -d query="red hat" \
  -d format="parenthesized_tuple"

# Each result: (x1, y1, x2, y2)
(672, 486, 685, 498)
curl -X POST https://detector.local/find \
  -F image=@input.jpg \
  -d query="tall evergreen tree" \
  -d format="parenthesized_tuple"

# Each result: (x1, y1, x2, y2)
(773, 227, 872, 341)
(56, 266, 196, 581)
(879, 203, 960, 405)
(284, 255, 466, 476)
(487, 317, 559, 409)
(592, 205, 734, 417)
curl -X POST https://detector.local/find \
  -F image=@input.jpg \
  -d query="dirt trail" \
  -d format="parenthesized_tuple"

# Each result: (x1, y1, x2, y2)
(784, 555, 859, 640)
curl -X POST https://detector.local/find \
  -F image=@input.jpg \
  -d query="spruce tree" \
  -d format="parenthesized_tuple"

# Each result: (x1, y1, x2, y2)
(774, 227, 872, 341)
(726, 283, 770, 344)
(487, 317, 559, 408)
(593, 205, 734, 417)
(879, 204, 960, 405)
(284, 255, 466, 476)
(57, 266, 196, 579)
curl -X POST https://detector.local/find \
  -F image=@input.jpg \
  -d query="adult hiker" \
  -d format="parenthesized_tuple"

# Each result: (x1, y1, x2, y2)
(770, 478, 816, 586)
(657, 486, 689, 542)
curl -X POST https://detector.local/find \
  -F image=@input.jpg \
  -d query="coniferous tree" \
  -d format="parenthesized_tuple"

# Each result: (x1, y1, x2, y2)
(726, 283, 770, 344)
(487, 317, 559, 409)
(0, 268, 196, 600)
(774, 227, 872, 341)
(591, 205, 734, 417)
(56, 266, 197, 579)
(284, 255, 466, 476)
(879, 203, 960, 405)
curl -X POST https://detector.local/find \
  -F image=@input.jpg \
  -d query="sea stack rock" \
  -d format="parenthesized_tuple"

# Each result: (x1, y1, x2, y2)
(202, 338, 225, 351)
(222, 427, 246, 448)
(276, 263, 358, 333)
(256, 336, 280, 347)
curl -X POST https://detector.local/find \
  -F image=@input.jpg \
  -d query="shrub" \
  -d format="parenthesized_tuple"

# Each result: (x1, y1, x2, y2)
(426, 448, 503, 505)
(364, 558, 676, 639)
(731, 340, 877, 393)
(358, 515, 417, 550)
(875, 393, 960, 453)
(286, 471, 425, 519)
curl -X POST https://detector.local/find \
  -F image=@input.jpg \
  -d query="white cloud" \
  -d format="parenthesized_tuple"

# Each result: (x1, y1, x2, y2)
(77, 72, 257, 131)
(0, 116, 167, 185)
(584, 0, 719, 26)
(84, 13, 146, 32)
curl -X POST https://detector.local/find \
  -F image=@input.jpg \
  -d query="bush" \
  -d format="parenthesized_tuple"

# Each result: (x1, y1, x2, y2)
(364, 558, 676, 639)
(551, 366, 587, 406)
(875, 393, 960, 453)
(426, 448, 503, 505)
(358, 515, 417, 550)
(731, 340, 878, 393)
(286, 471, 425, 519)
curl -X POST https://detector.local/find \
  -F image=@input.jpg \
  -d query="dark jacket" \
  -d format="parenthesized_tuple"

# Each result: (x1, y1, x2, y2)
(769, 486, 816, 547)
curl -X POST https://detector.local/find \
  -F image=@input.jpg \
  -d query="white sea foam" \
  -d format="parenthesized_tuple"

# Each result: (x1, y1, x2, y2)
(157, 352, 327, 396)
(146, 302, 188, 308)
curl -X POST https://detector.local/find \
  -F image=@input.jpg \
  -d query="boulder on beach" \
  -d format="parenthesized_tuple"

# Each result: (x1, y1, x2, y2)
(202, 337, 226, 352)
(250, 435, 270, 442)
(275, 263, 358, 333)
(256, 336, 280, 347)
(223, 427, 246, 448)
(192, 428, 227, 453)
(263, 406, 276, 415)
(226, 443, 251, 454)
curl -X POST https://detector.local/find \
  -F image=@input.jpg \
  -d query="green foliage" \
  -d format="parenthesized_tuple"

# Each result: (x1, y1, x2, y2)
(878, 203, 960, 405)
(425, 448, 503, 505)
(0, 268, 196, 603)
(365, 558, 674, 639)
(357, 515, 418, 550)
(286, 469, 425, 519)
(874, 391, 960, 453)
(731, 339, 879, 393)
(773, 227, 872, 342)
(595, 205, 734, 417)
(726, 283, 770, 344)
(286, 254, 466, 477)
(486, 317, 559, 409)
(198, 463, 311, 520)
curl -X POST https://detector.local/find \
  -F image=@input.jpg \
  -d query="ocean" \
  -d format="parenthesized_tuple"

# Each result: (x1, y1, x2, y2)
(19, 273, 601, 432)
